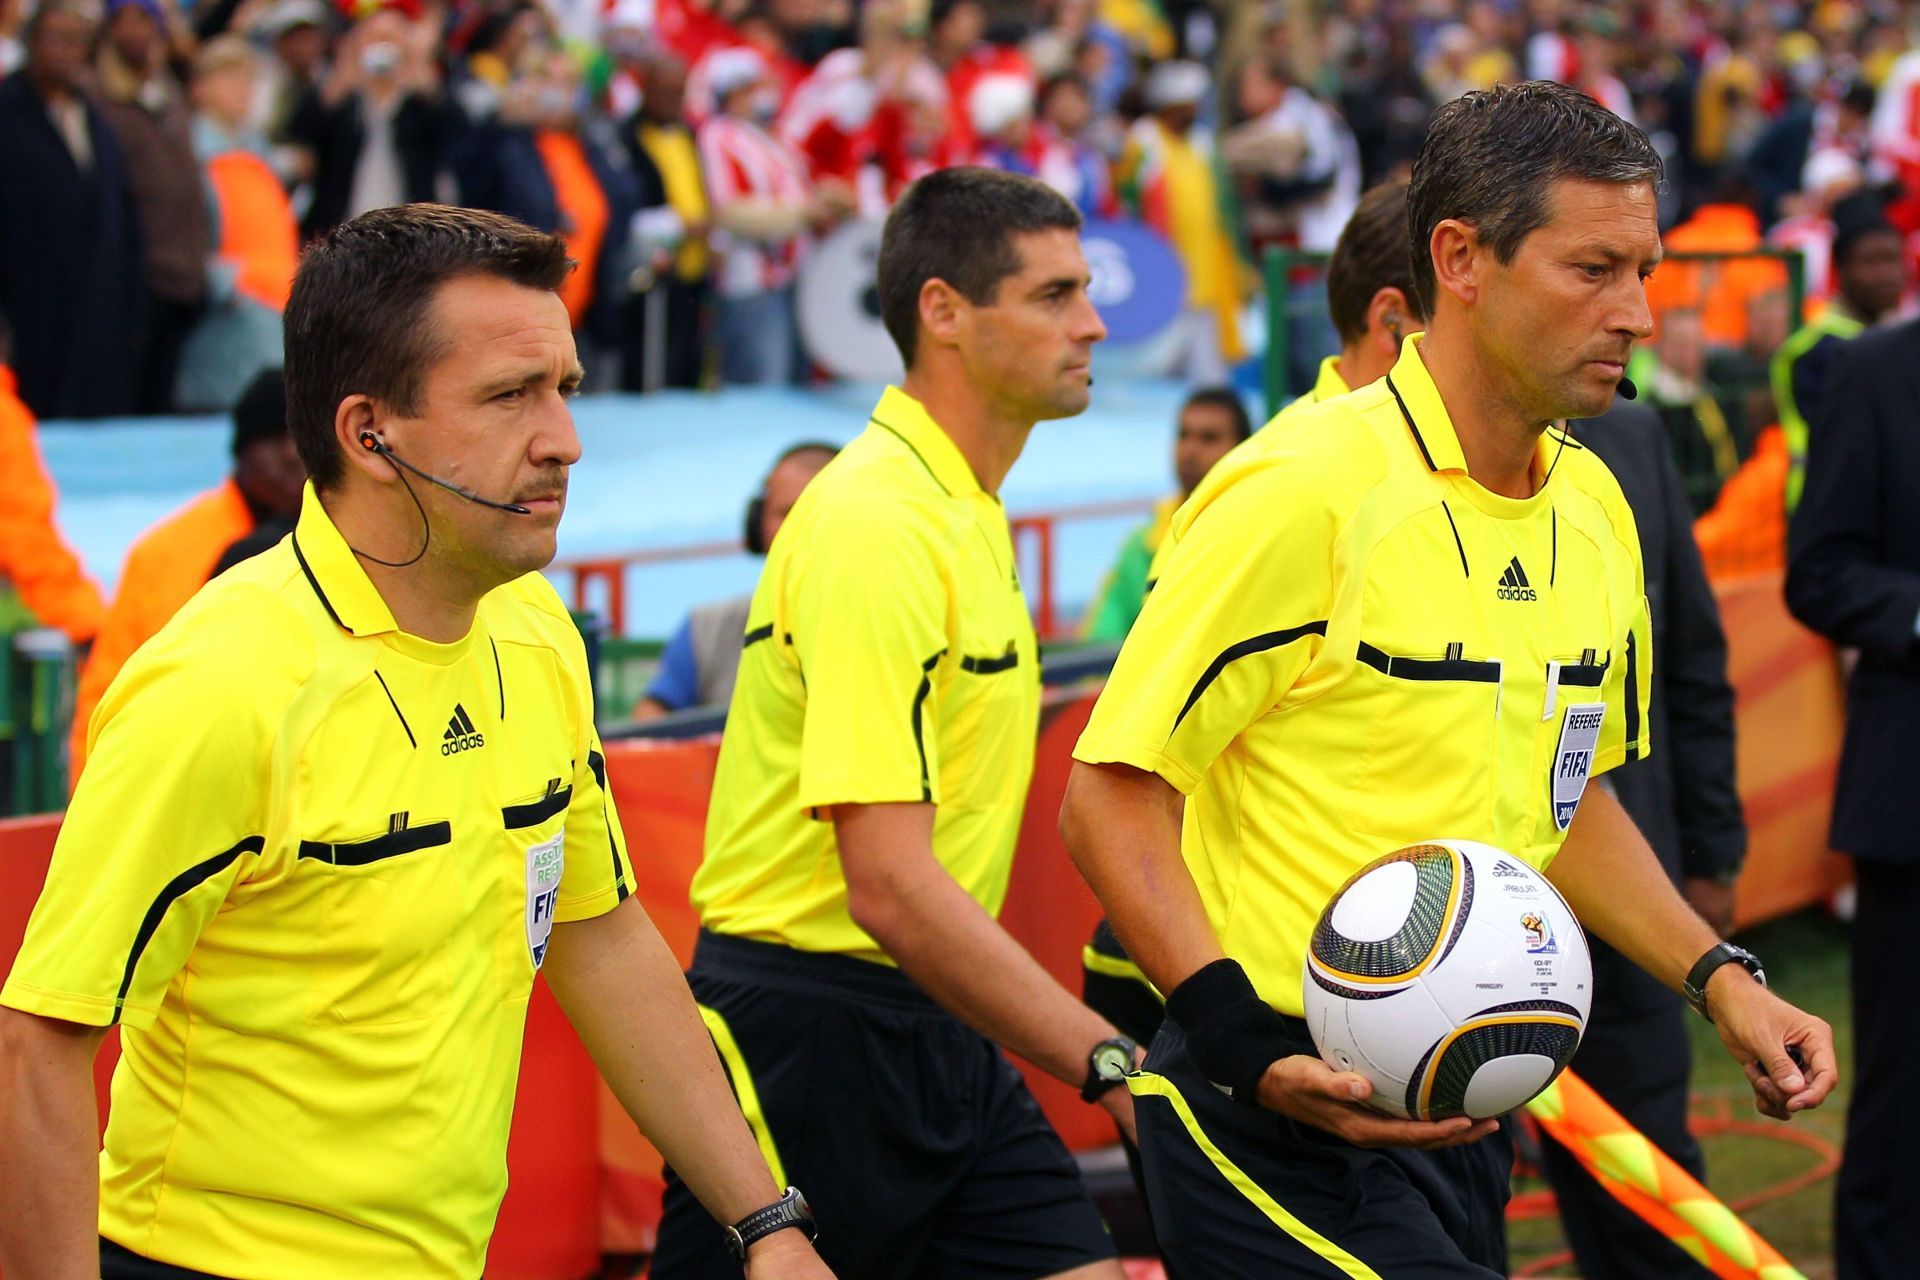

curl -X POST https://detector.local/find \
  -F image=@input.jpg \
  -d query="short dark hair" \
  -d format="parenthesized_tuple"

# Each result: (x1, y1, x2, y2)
(1407, 81, 1662, 315)
(284, 204, 572, 490)
(1181, 387, 1252, 441)
(1326, 180, 1418, 345)
(877, 167, 1082, 367)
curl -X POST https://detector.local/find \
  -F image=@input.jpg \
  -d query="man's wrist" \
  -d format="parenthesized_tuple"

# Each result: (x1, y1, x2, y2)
(1683, 941, 1766, 1021)
(724, 1186, 816, 1262)
(1164, 958, 1296, 1105)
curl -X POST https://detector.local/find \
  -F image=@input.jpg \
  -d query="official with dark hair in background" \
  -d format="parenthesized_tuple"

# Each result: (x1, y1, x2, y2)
(0, 204, 833, 1280)
(653, 166, 1128, 1280)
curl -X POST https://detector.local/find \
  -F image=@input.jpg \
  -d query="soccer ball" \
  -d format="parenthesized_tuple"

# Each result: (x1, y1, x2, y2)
(1301, 840, 1592, 1121)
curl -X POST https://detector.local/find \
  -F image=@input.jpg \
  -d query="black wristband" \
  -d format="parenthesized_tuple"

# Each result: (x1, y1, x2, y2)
(1165, 958, 1296, 1107)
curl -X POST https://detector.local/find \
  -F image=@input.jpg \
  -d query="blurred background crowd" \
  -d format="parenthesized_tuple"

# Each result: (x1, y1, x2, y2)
(7, 0, 1920, 418)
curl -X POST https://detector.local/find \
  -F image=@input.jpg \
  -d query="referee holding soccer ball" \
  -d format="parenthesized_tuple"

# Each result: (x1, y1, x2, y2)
(1061, 81, 1837, 1278)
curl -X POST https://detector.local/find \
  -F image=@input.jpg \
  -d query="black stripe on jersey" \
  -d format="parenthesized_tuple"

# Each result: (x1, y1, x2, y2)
(1171, 622, 1329, 733)
(961, 649, 1020, 674)
(113, 836, 266, 1024)
(291, 534, 346, 632)
(299, 821, 452, 866)
(911, 649, 946, 801)
(1385, 375, 1438, 471)
(873, 419, 955, 496)
(373, 670, 415, 748)
(743, 623, 775, 648)
(1625, 630, 1642, 761)
(1440, 503, 1469, 578)
(1357, 642, 1502, 683)
(1550, 509, 1559, 587)
(586, 749, 630, 901)
(1554, 656, 1609, 687)
(503, 782, 573, 829)
(491, 637, 506, 720)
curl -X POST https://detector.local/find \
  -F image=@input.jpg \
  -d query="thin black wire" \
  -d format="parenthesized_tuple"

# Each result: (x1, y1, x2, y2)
(352, 455, 432, 568)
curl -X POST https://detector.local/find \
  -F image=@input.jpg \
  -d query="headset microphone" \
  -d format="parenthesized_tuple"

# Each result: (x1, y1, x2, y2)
(1617, 374, 1639, 401)
(358, 432, 531, 515)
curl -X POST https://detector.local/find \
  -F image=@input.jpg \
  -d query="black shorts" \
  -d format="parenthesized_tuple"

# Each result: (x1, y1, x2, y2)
(649, 932, 1116, 1280)
(1132, 1020, 1514, 1279)
(99, 1240, 227, 1279)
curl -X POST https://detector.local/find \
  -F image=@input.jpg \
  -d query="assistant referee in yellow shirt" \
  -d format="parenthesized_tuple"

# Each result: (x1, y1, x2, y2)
(0, 206, 831, 1280)
(651, 168, 1133, 1280)
(1062, 82, 1838, 1279)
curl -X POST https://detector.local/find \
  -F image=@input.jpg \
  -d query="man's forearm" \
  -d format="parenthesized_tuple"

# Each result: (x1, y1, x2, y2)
(1058, 761, 1222, 997)
(543, 902, 781, 1226)
(1546, 784, 1720, 990)
(835, 804, 1116, 1087)
(0, 1009, 106, 1279)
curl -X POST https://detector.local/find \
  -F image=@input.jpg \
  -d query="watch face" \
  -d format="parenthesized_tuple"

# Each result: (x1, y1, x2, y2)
(1094, 1044, 1132, 1081)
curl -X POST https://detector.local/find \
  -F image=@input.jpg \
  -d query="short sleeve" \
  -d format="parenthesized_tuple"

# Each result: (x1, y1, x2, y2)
(1594, 590, 1654, 776)
(558, 724, 639, 921)
(1075, 461, 1337, 794)
(0, 618, 284, 1030)
(559, 620, 638, 920)
(791, 499, 950, 811)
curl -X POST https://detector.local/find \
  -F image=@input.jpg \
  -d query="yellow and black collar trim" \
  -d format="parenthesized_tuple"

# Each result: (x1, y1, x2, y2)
(868, 386, 984, 499)
(289, 481, 403, 638)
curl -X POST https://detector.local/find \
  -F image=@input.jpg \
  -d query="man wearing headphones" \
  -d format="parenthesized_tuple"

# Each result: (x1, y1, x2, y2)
(0, 204, 833, 1280)
(636, 441, 837, 719)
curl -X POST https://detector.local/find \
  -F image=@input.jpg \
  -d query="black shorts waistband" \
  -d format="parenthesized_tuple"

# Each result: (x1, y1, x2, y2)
(692, 930, 944, 1014)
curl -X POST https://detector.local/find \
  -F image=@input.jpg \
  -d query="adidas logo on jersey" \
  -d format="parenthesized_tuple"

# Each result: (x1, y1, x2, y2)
(442, 703, 485, 755)
(1495, 556, 1537, 602)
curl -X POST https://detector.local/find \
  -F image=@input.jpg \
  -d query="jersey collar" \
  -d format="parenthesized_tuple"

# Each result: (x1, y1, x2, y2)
(1309, 355, 1350, 403)
(290, 481, 402, 637)
(868, 386, 983, 498)
(1381, 334, 1565, 493)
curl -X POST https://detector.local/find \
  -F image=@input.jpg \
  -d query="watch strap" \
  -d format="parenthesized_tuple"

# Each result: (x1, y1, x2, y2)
(1683, 942, 1765, 1021)
(724, 1186, 816, 1262)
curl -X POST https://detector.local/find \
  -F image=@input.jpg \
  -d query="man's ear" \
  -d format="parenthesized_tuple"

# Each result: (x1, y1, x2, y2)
(917, 276, 966, 352)
(1365, 285, 1415, 358)
(334, 395, 400, 487)
(1428, 218, 1483, 309)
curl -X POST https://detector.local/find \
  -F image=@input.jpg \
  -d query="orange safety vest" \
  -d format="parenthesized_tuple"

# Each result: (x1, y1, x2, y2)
(0, 365, 104, 644)
(70, 478, 255, 782)
(1643, 203, 1788, 349)
(206, 150, 300, 311)
(536, 129, 610, 330)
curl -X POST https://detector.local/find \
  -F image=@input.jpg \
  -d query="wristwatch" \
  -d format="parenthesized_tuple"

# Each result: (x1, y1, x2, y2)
(1080, 1034, 1139, 1102)
(1682, 942, 1766, 1022)
(724, 1186, 817, 1262)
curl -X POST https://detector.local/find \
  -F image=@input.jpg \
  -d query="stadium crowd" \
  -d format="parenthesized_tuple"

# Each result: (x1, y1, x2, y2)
(8, 0, 1920, 417)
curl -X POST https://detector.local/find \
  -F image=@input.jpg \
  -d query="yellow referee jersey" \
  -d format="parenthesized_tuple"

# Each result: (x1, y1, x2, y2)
(1, 487, 635, 1278)
(1296, 354, 1352, 411)
(691, 386, 1039, 962)
(1075, 338, 1651, 1016)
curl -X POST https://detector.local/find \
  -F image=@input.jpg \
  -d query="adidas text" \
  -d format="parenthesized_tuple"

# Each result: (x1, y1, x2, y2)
(442, 704, 485, 755)
(1496, 556, 1537, 602)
